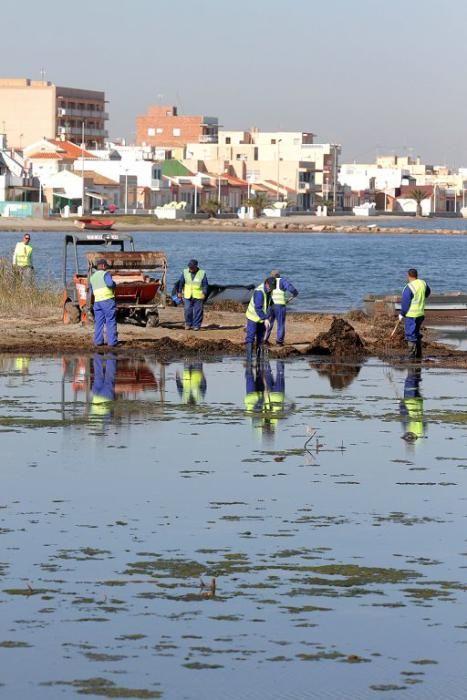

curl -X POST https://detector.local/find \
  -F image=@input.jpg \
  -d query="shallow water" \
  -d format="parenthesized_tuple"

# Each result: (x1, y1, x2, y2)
(2, 231, 467, 311)
(2, 354, 467, 698)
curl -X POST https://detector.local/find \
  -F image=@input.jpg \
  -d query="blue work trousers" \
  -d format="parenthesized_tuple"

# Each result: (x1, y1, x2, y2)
(404, 316, 424, 343)
(94, 299, 118, 346)
(184, 298, 204, 329)
(267, 304, 287, 343)
(246, 319, 266, 347)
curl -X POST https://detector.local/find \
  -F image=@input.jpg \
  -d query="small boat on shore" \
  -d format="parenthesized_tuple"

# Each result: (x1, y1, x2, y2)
(74, 218, 115, 231)
(206, 284, 254, 305)
(364, 292, 467, 323)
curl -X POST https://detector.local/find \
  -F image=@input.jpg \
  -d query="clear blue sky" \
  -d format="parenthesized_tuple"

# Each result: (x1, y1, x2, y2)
(3, 0, 466, 165)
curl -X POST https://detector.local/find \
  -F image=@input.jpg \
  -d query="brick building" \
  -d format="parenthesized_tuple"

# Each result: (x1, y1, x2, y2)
(136, 105, 218, 148)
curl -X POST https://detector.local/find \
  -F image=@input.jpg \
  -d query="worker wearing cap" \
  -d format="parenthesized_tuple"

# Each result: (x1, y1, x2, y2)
(12, 233, 33, 281)
(245, 276, 275, 362)
(91, 353, 117, 419)
(176, 259, 208, 331)
(90, 258, 118, 347)
(266, 270, 298, 346)
(399, 268, 431, 360)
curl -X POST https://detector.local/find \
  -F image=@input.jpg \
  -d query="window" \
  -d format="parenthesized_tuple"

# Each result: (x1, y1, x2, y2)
(271, 139, 276, 145)
(147, 128, 155, 136)
(173, 128, 181, 137)
(156, 127, 163, 134)
(225, 137, 231, 144)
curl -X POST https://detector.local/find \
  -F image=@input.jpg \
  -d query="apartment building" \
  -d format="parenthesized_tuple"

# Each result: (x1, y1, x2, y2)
(136, 105, 218, 149)
(184, 129, 340, 209)
(0, 78, 108, 149)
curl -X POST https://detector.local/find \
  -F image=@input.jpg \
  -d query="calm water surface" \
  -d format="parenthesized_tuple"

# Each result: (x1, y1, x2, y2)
(2, 231, 467, 311)
(1, 354, 467, 698)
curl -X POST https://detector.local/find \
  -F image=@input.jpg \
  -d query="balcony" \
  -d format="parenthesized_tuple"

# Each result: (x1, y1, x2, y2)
(58, 108, 109, 120)
(58, 126, 108, 138)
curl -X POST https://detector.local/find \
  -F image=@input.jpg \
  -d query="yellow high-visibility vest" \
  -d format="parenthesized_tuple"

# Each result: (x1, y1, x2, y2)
(182, 368, 204, 403)
(90, 270, 115, 302)
(403, 397, 424, 438)
(272, 278, 287, 305)
(13, 242, 33, 267)
(246, 284, 269, 323)
(405, 279, 427, 318)
(183, 269, 205, 299)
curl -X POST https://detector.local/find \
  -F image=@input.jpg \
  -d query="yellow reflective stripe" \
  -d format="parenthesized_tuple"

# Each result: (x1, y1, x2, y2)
(183, 269, 205, 299)
(406, 279, 426, 318)
(272, 278, 287, 305)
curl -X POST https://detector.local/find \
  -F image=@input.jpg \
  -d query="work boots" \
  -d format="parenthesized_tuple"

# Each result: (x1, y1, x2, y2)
(246, 343, 254, 364)
(407, 341, 422, 361)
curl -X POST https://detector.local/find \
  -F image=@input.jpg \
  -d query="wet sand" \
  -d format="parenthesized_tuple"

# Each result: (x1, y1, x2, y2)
(2, 306, 467, 367)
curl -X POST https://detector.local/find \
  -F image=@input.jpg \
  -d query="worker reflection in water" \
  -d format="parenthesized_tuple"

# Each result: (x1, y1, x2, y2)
(15, 356, 30, 374)
(244, 360, 286, 437)
(400, 368, 425, 443)
(176, 363, 207, 405)
(91, 353, 117, 418)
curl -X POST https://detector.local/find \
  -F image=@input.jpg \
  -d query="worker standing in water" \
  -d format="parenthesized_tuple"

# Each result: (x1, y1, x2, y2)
(12, 233, 34, 281)
(399, 268, 430, 360)
(90, 258, 118, 347)
(245, 276, 275, 362)
(176, 259, 208, 331)
(265, 269, 298, 346)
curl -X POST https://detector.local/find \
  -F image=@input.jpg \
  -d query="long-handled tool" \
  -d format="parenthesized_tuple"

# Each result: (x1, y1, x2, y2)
(390, 317, 402, 339)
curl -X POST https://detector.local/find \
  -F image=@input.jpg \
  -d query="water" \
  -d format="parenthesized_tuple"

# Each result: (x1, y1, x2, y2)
(2, 354, 467, 698)
(2, 230, 467, 311)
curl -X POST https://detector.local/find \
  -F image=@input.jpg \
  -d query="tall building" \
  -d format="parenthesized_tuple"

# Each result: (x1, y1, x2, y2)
(0, 78, 108, 149)
(136, 105, 218, 149)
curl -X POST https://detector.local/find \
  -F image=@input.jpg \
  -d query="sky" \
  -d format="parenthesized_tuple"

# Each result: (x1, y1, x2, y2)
(2, 0, 467, 166)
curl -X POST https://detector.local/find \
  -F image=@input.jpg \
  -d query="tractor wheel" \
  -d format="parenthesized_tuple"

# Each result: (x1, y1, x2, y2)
(64, 301, 81, 324)
(146, 311, 160, 328)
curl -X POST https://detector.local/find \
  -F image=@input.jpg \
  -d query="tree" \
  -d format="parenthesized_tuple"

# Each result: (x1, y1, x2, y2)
(409, 189, 426, 217)
(247, 192, 270, 218)
(201, 199, 222, 217)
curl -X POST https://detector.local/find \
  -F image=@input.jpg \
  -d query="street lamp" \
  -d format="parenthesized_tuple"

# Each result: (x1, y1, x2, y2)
(124, 169, 129, 214)
(276, 139, 282, 202)
(194, 180, 198, 215)
(81, 121, 85, 215)
(217, 172, 222, 215)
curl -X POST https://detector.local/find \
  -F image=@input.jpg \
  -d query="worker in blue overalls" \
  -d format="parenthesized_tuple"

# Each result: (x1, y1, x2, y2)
(399, 268, 430, 360)
(176, 259, 209, 331)
(400, 368, 425, 443)
(90, 258, 118, 347)
(91, 353, 117, 420)
(265, 269, 298, 346)
(245, 276, 275, 362)
(176, 363, 207, 406)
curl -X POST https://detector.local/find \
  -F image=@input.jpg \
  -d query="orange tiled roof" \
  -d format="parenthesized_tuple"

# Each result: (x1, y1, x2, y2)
(27, 152, 61, 159)
(48, 139, 95, 159)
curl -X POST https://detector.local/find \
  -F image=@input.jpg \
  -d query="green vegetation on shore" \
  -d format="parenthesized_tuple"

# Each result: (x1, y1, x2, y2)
(0, 258, 60, 317)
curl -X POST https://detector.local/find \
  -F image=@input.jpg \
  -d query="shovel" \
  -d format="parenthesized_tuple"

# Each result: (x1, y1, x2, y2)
(390, 317, 402, 339)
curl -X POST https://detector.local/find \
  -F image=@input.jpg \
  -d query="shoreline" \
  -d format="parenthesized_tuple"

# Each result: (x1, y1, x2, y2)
(0, 215, 466, 236)
(2, 306, 467, 369)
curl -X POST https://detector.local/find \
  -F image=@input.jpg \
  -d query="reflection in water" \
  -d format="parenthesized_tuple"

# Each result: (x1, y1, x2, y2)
(400, 368, 425, 443)
(62, 355, 165, 421)
(176, 363, 207, 405)
(91, 354, 117, 419)
(313, 361, 362, 390)
(245, 360, 287, 440)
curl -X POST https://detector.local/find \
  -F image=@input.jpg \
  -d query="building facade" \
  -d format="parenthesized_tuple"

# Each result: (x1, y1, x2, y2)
(0, 78, 108, 149)
(136, 105, 218, 148)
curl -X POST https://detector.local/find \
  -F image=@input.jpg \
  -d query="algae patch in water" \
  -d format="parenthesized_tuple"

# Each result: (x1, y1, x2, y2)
(0, 640, 32, 648)
(41, 677, 162, 697)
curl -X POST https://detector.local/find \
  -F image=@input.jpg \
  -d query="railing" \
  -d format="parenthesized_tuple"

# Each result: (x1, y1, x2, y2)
(58, 108, 108, 120)
(58, 126, 108, 138)
(199, 135, 218, 143)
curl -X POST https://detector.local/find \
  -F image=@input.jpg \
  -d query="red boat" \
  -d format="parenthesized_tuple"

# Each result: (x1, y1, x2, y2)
(74, 218, 115, 231)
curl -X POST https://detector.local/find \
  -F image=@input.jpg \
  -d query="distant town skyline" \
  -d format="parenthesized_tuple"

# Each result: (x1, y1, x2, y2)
(3, 0, 467, 166)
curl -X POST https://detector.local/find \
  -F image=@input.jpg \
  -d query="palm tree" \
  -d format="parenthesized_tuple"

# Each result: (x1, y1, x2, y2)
(247, 192, 270, 218)
(201, 199, 222, 217)
(409, 189, 426, 217)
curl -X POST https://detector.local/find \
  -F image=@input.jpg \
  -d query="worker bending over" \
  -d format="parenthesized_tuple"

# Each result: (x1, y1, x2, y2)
(176, 259, 208, 331)
(12, 233, 33, 281)
(245, 276, 275, 362)
(399, 268, 430, 360)
(90, 258, 118, 347)
(266, 269, 298, 345)
(176, 362, 207, 405)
